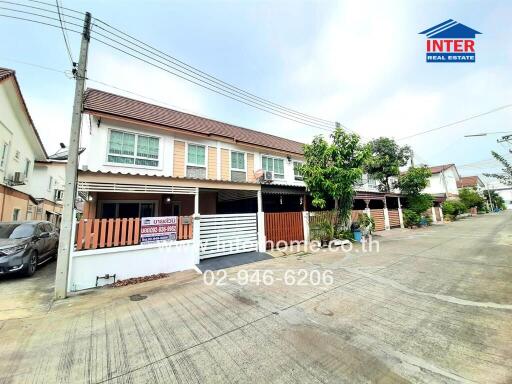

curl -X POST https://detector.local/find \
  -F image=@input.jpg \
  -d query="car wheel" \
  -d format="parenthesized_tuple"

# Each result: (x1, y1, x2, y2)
(24, 251, 38, 277)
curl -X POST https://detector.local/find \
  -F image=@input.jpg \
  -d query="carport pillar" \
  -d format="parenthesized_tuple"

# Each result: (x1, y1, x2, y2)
(397, 197, 405, 228)
(431, 207, 437, 223)
(364, 199, 371, 216)
(383, 200, 391, 230)
(257, 190, 266, 252)
(439, 206, 444, 222)
(193, 188, 200, 264)
(302, 211, 310, 246)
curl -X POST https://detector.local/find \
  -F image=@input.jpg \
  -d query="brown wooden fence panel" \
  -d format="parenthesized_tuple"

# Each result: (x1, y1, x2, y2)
(370, 209, 386, 231)
(74, 216, 194, 250)
(388, 209, 401, 228)
(265, 212, 304, 249)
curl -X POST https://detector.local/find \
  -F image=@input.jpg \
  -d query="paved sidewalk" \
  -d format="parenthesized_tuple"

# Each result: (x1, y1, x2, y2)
(1, 212, 511, 383)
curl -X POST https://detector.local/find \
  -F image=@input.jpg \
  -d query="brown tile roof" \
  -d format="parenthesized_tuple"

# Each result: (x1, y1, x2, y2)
(0, 67, 14, 81)
(83, 88, 305, 155)
(428, 163, 455, 174)
(457, 175, 481, 188)
(0, 67, 48, 158)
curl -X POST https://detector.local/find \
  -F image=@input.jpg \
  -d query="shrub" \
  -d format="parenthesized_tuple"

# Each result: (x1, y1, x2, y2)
(357, 213, 375, 233)
(311, 219, 334, 244)
(458, 188, 485, 211)
(408, 193, 433, 215)
(335, 229, 354, 241)
(403, 209, 420, 228)
(442, 200, 467, 218)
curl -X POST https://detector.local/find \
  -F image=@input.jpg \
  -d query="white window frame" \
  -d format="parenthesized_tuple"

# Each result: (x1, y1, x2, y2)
(185, 142, 207, 169)
(24, 159, 31, 179)
(230, 151, 246, 172)
(230, 150, 246, 182)
(262, 155, 285, 179)
(0, 142, 9, 169)
(105, 128, 162, 169)
(293, 161, 303, 181)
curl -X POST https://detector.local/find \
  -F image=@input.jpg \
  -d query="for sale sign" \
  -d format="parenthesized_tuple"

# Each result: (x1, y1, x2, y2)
(140, 216, 177, 243)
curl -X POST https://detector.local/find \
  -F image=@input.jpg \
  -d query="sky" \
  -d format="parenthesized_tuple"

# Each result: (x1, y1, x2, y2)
(1, 0, 511, 185)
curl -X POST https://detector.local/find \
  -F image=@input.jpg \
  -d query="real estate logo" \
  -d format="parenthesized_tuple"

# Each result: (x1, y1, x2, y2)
(419, 19, 481, 63)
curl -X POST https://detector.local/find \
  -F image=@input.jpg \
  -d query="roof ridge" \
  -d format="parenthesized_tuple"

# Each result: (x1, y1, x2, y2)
(84, 88, 306, 154)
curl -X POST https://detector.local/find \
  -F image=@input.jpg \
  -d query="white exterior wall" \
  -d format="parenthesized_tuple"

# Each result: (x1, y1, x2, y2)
(0, 79, 46, 195)
(80, 115, 305, 186)
(69, 240, 196, 291)
(423, 168, 459, 196)
(30, 162, 66, 202)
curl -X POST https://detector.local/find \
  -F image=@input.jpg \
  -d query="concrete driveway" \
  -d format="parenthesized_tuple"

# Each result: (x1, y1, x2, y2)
(0, 259, 56, 320)
(1, 212, 511, 383)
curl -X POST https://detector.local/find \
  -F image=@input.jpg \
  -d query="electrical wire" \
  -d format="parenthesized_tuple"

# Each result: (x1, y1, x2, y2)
(3, 1, 342, 132)
(398, 103, 512, 140)
(55, 0, 73, 64)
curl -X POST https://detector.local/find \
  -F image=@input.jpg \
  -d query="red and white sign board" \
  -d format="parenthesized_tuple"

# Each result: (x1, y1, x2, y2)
(140, 216, 177, 243)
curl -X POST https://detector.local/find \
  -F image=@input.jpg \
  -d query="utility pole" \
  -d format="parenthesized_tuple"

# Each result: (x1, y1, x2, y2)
(54, 12, 91, 299)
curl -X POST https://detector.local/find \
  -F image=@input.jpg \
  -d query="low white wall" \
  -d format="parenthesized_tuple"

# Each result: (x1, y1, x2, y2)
(69, 240, 196, 291)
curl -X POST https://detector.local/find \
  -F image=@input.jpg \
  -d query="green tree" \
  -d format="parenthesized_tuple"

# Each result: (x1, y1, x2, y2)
(458, 188, 485, 210)
(365, 137, 411, 192)
(483, 189, 506, 210)
(396, 166, 433, 215)
(302, 127, 370, 227)
(484, 151, 512, 186)
(396, 166, 432, 196)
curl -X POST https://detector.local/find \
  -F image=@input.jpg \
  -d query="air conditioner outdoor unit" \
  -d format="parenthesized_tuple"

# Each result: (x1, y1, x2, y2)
(263, 171, 274, 181)
(12, 172, 25, 185)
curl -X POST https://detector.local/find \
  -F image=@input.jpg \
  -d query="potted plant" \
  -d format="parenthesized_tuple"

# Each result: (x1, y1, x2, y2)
(357, 213, 374, 237)
(351, 221, 362, 242)
(314, 219, 334, 247)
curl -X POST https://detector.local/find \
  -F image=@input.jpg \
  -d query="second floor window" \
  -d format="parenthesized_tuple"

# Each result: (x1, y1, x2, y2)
(24, 159, 31, 178)
(293, 161, 303, 181)
(108, 130, 159, 167)
(0, 142, 8, 168)
(262, 156, 284, 179)
(231, 151, 246, 182)
(186, 144, 206, 178)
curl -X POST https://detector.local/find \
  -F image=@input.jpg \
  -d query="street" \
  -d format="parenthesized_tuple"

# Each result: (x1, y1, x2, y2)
(1, 212, 511, 383)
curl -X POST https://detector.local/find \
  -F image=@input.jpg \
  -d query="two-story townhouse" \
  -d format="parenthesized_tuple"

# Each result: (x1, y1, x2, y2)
(456, 175, 485, 191)
(78, 89, 307, 219)
(0, 67, 65, 226)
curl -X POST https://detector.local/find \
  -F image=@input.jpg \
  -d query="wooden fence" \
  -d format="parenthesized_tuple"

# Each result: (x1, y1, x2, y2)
(388, 209, 401, 228)
(370, 209, 386, 231)
(264, 212, 304, 249)
(75, 216, 193, 251)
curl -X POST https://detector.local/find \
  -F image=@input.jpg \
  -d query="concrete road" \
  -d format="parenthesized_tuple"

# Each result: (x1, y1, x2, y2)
(0, 212, 511, 383)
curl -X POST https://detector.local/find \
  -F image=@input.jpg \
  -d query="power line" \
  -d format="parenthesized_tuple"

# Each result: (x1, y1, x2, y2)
(55, 0, 73, 64)
(2, 2, 342, 133)
(398, 103, 512, 140)
(18, 0, 338, 127)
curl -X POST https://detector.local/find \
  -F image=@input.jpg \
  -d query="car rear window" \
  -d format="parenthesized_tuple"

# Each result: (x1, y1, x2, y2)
(0, 223, 36, 239)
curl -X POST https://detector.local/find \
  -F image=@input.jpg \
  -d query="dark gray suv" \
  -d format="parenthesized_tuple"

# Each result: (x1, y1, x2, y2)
(0, 221, 59, 277)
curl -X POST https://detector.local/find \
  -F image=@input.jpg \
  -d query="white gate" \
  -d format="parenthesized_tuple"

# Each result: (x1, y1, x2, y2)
(199, 213, 258, 259)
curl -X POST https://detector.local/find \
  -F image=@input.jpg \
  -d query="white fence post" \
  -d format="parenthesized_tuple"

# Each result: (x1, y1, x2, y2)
(383, 207, 390, 230)
(193, 214, 201, 264)
(257, 190, 266, 252)
(439, 207, 444, 222)
(431, 207, 437, 223)
(397, 197, 404, 228)
(302, 211, 310, 246)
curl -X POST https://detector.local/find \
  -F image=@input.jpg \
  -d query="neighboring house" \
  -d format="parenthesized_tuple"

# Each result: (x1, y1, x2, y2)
(0, 67, 64, 225)
(423, 164, 461, 202)
(457, 175, 485, 191)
